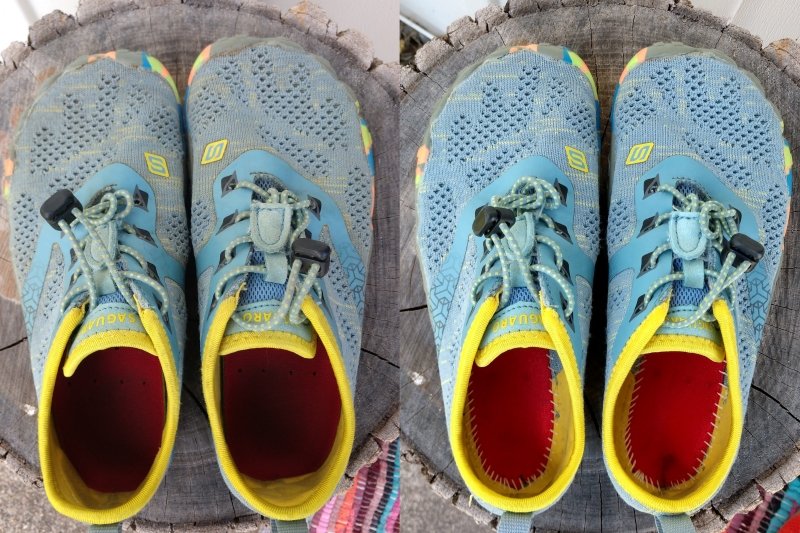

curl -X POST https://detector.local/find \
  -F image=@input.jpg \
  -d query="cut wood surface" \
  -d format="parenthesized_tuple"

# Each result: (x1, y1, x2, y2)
(400, 1, 800, 531)
(0, 0, 399, 529)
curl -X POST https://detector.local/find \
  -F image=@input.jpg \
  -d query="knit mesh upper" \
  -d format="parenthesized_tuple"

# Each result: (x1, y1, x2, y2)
(9, 58, 188, 282)
(418, 49, 600, 281)
(7, 55, 187, 393)
(417, 47, 601, 428)
(186, 39, 373, 391)
(608, 54, 788, 261)
(608, 51, 790, 407)
(186, 43, 373, 265)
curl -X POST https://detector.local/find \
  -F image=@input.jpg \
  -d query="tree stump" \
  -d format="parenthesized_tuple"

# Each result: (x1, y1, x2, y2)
(400, 1, 800, 531)
(0, 0, 399, 529)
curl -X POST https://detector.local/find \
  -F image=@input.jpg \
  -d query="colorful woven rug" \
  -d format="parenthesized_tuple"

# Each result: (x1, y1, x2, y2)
(309, 439, 400, 532)
(725, 476, 800, 532)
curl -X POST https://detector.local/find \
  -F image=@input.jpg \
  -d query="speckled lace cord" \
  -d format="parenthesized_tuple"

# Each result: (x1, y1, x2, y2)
(60, 189, 170, 315)
(471, 176, 575, 316)
(213, 181, 322, 330)
(641, 183, 753, 325)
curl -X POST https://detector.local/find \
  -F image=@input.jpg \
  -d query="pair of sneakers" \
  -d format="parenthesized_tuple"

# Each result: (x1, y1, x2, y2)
(415, 43, 791, 531)
(6, 37, 374, 530)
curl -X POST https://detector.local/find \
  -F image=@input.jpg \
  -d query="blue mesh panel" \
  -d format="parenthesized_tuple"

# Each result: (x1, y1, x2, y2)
(97, 291, 125, 304)
(609, 52, 789, 271)
(240, 251, 286, 304)
(418, 48, 600, 281)
(507, 286, 534, 305)
(671, 258, 706, 307)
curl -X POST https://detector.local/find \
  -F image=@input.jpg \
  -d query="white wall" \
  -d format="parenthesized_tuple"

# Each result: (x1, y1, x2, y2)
(270, 0, 397, 61)
(401, 0, 800, 46)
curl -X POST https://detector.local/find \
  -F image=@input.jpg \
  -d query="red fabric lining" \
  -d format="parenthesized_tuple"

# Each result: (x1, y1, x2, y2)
(52, 347, 165, 493)
(222, 341, 341, 481)
(467, 347, 554, 487)
(626, 351, 725, 488)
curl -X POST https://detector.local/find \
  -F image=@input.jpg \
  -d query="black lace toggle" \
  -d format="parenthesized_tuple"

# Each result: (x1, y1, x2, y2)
(724, 233, 764, 273)
(291, 238, 331, 277)
(472, 205, 515, 238)
(40, 189, 82, 230)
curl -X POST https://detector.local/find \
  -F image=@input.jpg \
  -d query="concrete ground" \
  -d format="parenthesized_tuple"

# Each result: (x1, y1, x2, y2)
(0, 458, 82, 532)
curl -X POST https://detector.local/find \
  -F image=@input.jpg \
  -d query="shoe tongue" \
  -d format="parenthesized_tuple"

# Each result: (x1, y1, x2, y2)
(648, 182, 725, 363)
(651, 280, 725, 363)
(219, 275, 317, 359)
(475, 287, 553, 367)
(64, 292, 155, 377)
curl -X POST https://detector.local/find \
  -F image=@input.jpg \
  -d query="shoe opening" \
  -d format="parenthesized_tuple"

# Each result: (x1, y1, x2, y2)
(221, 341, 341, 481)
(462, 347, 577, 497)
(52, 347, 165, 493)
(613, 351, 733, 495)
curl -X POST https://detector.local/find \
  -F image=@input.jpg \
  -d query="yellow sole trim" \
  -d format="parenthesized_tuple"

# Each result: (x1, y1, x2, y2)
(449, 295, 585, 513)
(203, 294, 355, 520)
(39, 304, 181, 524)
(602, 299, 743, 513)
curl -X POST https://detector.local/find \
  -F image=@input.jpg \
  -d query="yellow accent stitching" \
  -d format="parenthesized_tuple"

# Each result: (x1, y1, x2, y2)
(219, 330, 316, 359)
(642, 333, 725, 363)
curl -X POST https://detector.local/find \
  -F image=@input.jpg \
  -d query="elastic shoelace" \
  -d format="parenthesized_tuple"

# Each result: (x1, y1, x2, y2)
(471, 176, 575, 316)
(60, 189, 170, 315)
(212, 181, 321, 331)
(640, 183, 753, 326)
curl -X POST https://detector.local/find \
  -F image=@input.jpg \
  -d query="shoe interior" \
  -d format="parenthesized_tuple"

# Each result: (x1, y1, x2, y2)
(52, 347, 165, 492)
(615, 351, 732, 493)
(222, 341, 341, 481)
(464, 347, 576, 495)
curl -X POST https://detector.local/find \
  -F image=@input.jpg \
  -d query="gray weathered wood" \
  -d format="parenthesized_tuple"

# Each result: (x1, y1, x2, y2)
(400, 0, 800, 531)
(0, 0, 398, 529)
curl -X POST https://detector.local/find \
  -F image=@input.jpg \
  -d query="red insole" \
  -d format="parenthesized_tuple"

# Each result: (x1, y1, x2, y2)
(467, 347, 554, 487)
(52, 347, 165, 493)
(222, 342, 341, 480)
(626, 351, 725, 488)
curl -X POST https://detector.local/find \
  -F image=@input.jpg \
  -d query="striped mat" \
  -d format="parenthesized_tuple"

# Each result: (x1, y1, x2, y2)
(725, 476, 800, 532)
(309, 439, 400, 532)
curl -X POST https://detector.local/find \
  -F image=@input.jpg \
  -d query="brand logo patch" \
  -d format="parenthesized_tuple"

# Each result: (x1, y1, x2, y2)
(144, 152, 170, 177)
(239, 311, 273, 323)
(626, 142, 655, 165)
(565, 146, 589, 173)
(201, 139, 229, 165)
(78, 313, 140, 336)
(490, 313, 541, 333)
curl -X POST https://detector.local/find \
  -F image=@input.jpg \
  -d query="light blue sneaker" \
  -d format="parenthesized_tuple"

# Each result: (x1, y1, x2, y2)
(415, 44, 600, 528)
(5, 51, 187, 527)
(185, 37, 374, 527)
(603, 43, 792, 530)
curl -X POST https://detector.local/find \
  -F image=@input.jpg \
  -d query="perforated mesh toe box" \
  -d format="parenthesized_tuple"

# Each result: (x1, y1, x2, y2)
(9, 58, 187, 284)
(609, 53, 788, 261)
(186, 42, 373, 265)
(417, 48, 600, 283)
